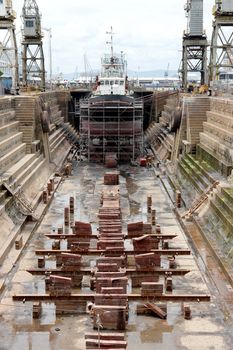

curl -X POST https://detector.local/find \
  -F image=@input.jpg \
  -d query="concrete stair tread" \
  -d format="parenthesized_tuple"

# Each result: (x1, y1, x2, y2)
(204, 121, 233, 137)
(0, 196, 13, 215)
(0, 132, 23, 150)
(3, 154, 37, 182)
(186, 155, 217, 183)
(210, 200, 233, 226)
(0, 189, 7, 203)
(178, 162, 203, 194)
(15, 155, 44, 187)
(0, 143, 26, 165)
(0, 110, 16, 125)
(182, 157, 209, 188)
(221, 187, 233, 207)
(20, 158, 46, 190)
(199, 135, 233, 167)
(50, 132, 65, 150)
(0, 121, 19, 135)
(49, 128, 62, 142)
(216, 193, 233, 213)
(51, 135, 66, 154)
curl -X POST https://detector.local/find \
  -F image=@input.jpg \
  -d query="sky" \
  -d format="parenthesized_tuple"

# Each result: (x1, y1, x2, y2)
(13, 0, 214, 77)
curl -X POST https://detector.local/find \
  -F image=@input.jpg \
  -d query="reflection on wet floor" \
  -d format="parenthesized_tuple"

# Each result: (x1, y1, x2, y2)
(0, 164, 233, 349)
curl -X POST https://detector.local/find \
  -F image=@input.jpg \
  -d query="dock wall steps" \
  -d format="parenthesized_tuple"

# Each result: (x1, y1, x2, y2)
(179, 157, 210, 190)
(185, 97, 209, 149)
(61, 122, 79, 143)
(3, 154, 37, 184)
(197, 97, 233, 176)
(209, 199, 233, 234)
(200, 132, 233, 165)
(49, 128, 63, 144)
(11, 155, 43, 188)
(19, 157, 47, 191)
(0, 132, 23, 158)
(210, 97, 233, 117)
(0, 143, 27, 175)
(0, 196, 13, 216)
(0, 110, 16, 127)
(221, 188, 233, 206)
(185, 154, 216, 184)
(206, 110, 233, 129)
(203, 122, 233, 147)
(50, 135, 66, 156)
(214, 192, 233, 218)
(0, 121, 20, 142)
(0, 190, 7, 204)
(178, 161, 203, 194)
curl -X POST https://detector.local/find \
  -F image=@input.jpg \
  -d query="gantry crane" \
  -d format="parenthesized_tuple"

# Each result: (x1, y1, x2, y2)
(22, 0, 45, 91)
(0, 0, 19, 94)
(209, 0, 233, 83)
(181, 0, 208, 90)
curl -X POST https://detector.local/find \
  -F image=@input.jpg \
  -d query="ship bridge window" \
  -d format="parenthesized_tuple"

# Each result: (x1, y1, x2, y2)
(105, 80, 109, 85)
(120, 81, 124, 85)
(110, 80, 114, 85)
(219, 74, 233, 80)
(100, 80, 104, 85)
(115, 80, 119, 85)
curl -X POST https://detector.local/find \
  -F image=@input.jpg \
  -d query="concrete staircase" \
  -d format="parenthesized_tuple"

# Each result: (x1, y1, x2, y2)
(61, 122, 79, 144)
(144, 94, 178, 159)
(0, 91, 75, 273)
(178, 154, 217, 194)
(210, 187, 233, 235)
(177, 153, 233, 241)
(0, 96, 46, 196)
(185, 96, 210, 153)
(199, 97, 233, 176)
(14, 96, 36, 154)
(49, 128, 67, 158)
(42, 92, 63, 127)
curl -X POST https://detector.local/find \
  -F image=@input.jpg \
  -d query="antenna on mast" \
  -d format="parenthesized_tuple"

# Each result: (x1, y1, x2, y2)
(106, 26, 115, 59)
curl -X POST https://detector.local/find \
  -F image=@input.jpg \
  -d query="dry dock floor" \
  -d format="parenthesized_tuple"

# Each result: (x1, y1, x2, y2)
(0, 163, 233, 349)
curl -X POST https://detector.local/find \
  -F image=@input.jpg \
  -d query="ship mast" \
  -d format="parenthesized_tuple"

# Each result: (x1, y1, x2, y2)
(106, 26, 114, 60)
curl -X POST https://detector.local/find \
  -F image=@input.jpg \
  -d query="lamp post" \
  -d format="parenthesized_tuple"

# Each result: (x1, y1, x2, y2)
(43, 27, 52, 89)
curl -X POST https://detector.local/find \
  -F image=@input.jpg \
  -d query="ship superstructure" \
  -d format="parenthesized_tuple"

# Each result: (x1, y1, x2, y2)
(79, 28, 143, 164)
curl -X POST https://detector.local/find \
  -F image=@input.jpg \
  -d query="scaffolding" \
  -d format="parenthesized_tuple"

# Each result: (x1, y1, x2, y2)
(79, 97, 144, 163)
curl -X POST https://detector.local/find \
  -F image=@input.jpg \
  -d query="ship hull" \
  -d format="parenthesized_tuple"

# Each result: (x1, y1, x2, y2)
(80, 94, 144, 163)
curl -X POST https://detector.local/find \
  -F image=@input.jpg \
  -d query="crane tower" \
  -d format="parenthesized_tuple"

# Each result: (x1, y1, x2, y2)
(22, 0, 45, 91)
(181, 0, 208, 90)
(0, 0, 19, 94)
(209, 0, 233, 83)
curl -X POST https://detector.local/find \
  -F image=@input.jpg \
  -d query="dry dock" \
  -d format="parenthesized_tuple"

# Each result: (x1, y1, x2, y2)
(0, 162, 232, 350)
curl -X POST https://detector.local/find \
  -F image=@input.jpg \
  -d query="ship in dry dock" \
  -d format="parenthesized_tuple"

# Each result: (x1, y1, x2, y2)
(79, 28, 143, 164)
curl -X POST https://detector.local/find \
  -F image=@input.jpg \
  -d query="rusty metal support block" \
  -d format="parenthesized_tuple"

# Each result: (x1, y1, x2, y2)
(64, 207, 70, 227)
(70, 196, 75, 214)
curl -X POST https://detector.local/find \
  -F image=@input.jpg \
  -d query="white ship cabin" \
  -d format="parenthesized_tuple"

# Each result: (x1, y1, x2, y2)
(96, 77, 126, 95)
(94, 53, 127, 96)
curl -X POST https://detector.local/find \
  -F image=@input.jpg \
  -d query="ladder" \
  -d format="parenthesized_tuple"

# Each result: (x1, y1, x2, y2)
(181, 181, 219, 218)
(3, 182, 34, 215)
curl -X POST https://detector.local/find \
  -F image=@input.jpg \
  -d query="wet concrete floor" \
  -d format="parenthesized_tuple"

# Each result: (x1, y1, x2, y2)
(0, 163, 233, 349)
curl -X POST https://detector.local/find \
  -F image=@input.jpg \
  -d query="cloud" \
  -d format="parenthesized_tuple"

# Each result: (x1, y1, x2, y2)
(12, 0, 214, 75)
